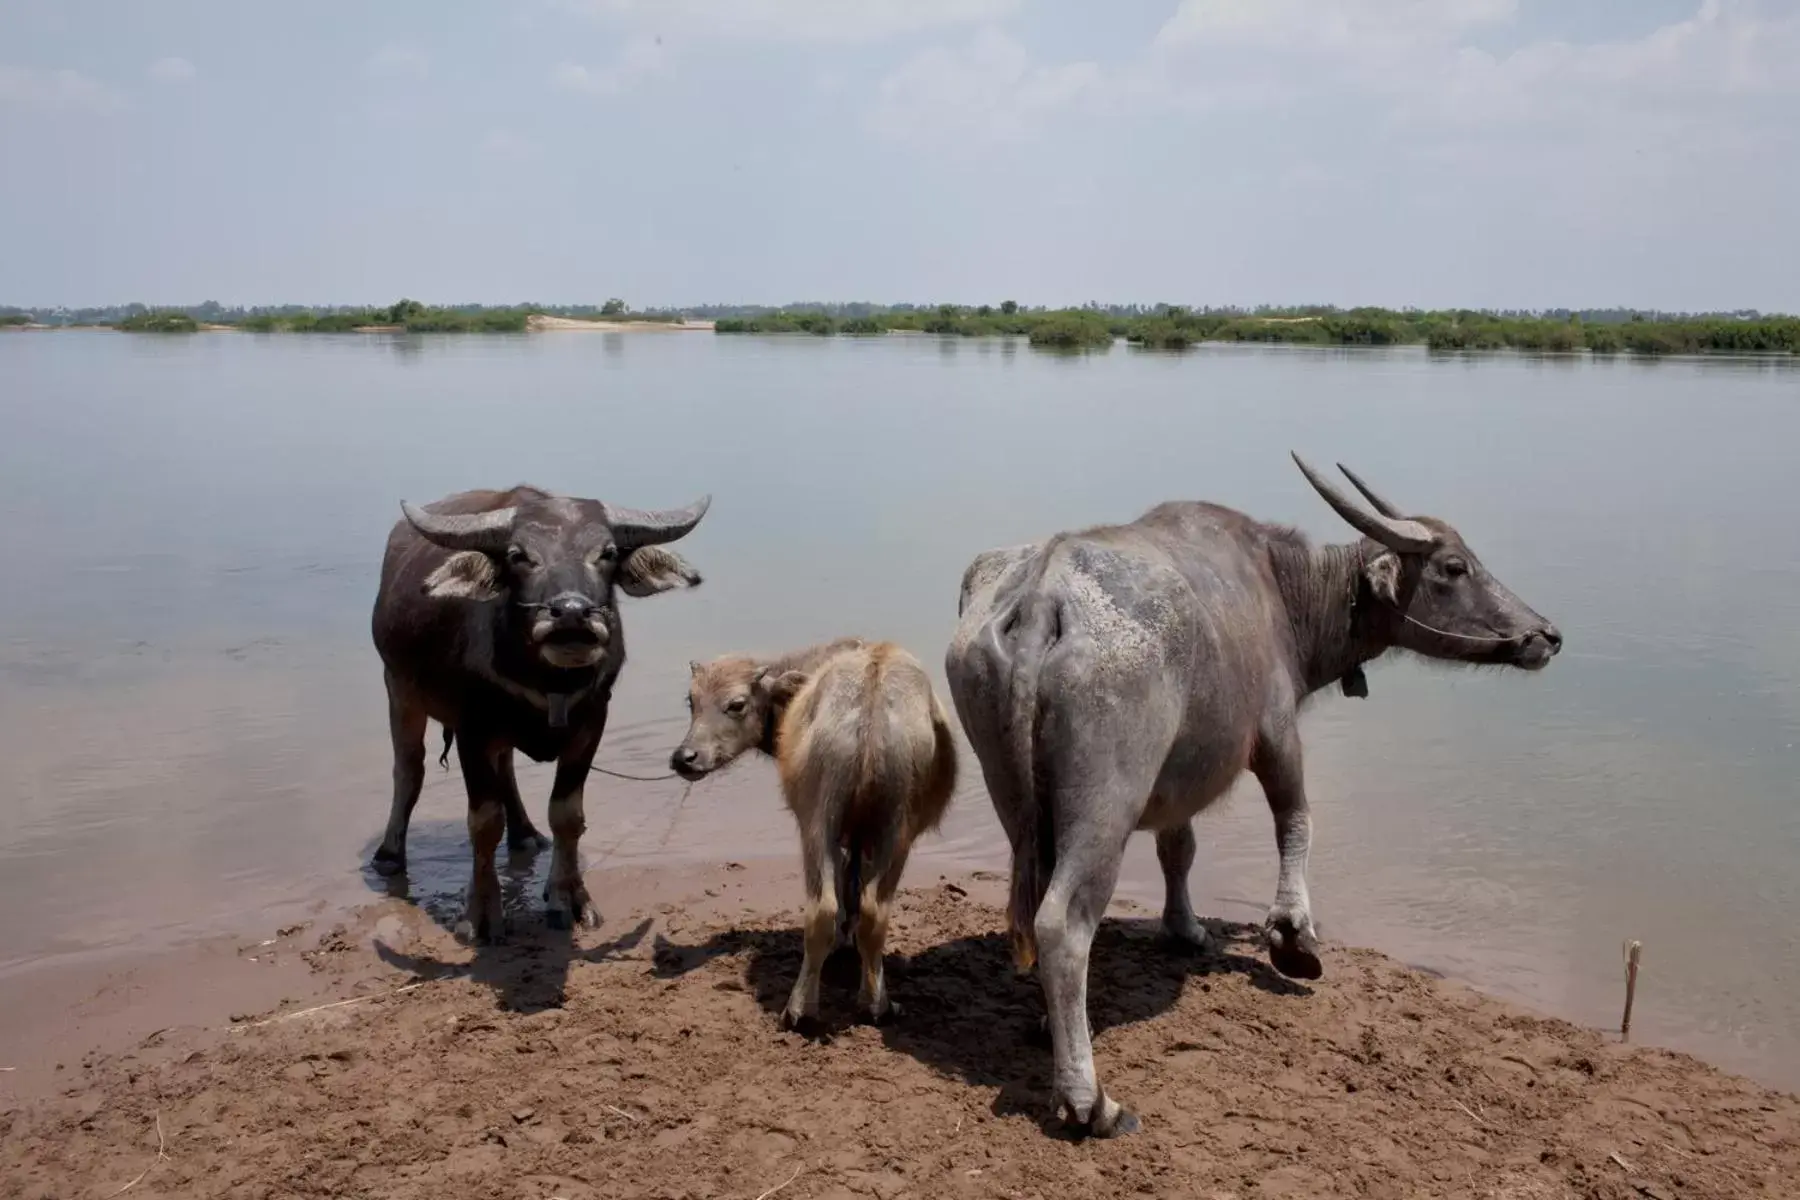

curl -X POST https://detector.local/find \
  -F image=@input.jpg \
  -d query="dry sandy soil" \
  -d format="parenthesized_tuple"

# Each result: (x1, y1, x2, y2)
(3, 866, 1796, 1200)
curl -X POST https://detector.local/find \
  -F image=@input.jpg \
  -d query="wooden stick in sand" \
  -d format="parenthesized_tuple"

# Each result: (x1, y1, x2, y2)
(1621, 939, 1643, 1040)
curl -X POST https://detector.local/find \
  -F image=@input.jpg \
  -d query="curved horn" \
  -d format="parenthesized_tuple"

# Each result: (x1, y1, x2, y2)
(1290, 453, 1435, 554)
(600, 494, 712, 548)
(1335, 462, 1405, 520)
(400, 501, 517, 554)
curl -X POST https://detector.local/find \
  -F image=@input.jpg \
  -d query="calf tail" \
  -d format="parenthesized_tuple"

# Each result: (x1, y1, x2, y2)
(439, 725, 454, 770)
(1004, 597, 1057, 974)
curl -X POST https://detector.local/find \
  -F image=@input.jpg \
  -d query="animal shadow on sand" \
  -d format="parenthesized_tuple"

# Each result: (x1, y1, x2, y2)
(357, 818, 652, 1015)
(650, 906, 1311, 1138)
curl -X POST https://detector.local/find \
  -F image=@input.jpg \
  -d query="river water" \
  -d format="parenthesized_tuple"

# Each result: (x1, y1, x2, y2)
(2, 329, 1796, 1089)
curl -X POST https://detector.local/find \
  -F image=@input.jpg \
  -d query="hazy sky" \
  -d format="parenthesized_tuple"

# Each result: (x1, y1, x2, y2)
(3, 1, 1796, 310)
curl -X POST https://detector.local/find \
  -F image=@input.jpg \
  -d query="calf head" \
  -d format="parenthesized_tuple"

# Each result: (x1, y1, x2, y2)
(401, 490, 710, 671)
(1292, 453, 1563, 671)
(670, 655, 806, 780)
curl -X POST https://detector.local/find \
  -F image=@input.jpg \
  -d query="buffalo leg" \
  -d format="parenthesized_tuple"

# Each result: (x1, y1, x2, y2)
(1252, 723, 1322, 980)
(1155, 822, 1210, 951)
(1035, 794, 1143, 1139)
(496, 751, 551, 854)
(781, 820, 838, 1032)
(544, 722, 603, 931)
(373, 670, 427, 876)
(455, 734, 508, 944)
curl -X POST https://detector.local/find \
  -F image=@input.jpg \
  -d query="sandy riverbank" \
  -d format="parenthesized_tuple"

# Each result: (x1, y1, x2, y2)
(2, 862, 1794, 1199)
(527, 314, 715, 332)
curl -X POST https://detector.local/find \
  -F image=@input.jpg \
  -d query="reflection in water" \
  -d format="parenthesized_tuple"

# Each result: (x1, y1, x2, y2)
(0, 333, 1797, 1090)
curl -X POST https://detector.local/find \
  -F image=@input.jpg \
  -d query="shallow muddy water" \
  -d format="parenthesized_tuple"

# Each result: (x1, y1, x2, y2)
(1, 329, 1796, 1088)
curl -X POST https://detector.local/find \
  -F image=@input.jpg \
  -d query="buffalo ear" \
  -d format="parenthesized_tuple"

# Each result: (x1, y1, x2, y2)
(1363, 552, 1402, 606)
(422, 551, 503, 601)
(619, 545, 703, 598)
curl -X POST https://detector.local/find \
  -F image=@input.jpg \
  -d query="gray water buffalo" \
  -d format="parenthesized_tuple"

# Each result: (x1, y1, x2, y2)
(943, 454, 1561, 1136)
(671, 639, 958, 1029)
(370, 485, 709, 940)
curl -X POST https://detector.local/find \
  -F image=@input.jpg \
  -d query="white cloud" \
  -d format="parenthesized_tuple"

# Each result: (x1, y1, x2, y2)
(364, 45, 429, 81)
(1112, 0, 1800, 136)
(564, 0, 1020, 44)
(0, 65, 124, 113)
(147, 57, 196, 85)
(480, 129, 538, 160)
(552, 35, 667, 95)
(872, 27, 1099, 144)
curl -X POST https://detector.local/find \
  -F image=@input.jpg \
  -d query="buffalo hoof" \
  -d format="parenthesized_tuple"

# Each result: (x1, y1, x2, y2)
(543, 878, 601, 931)
(1061, 1093, 1140, 1140)
(459, 882, 506, 945)
(863, 998, 902, 1026)
(508, 829, 552, 855)
(371, 848, 405, 877)
(1161, 910, 1213, 955)
(1265, 914, 1323, 981)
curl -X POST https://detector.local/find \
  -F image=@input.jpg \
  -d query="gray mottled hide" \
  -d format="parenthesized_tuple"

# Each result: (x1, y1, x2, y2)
(943, 457, 1561, 1136)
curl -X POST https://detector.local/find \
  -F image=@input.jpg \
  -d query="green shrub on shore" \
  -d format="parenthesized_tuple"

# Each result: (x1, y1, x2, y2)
(1028, 312, 1115, 349)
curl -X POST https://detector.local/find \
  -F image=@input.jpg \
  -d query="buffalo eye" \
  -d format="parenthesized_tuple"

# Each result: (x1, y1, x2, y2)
(506, 546, 535, 570)
(595, 543, 619, 563)
(725, 697, 748, 718)
(1441, 557, 1469, 579)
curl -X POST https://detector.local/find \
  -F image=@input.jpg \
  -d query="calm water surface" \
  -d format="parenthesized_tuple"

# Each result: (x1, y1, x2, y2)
(1, 330, 1796, 1088)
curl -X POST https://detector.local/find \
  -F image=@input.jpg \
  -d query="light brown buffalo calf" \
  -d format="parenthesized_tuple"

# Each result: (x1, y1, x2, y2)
(671, 638, 957, 1028)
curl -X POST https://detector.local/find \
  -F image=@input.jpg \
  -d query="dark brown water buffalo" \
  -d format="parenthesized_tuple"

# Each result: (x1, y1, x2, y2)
(943, 454, 1561, 1136)
(370, 485, 709, 940)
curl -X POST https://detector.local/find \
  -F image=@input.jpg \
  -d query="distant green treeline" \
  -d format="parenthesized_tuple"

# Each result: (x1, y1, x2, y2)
(714, 303, 1800, 355)
(7, 298, 1798, 356)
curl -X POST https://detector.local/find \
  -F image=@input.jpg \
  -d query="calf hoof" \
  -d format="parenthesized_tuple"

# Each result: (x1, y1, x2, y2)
(778, 1007, 822, 1037)
(371, 848, 405, 877)
(1265, 915, 1323, 980)
(1060, 1092, 1140, 1140)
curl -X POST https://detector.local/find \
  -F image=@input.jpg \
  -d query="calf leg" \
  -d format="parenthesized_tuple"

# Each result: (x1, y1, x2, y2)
(781, 824, 839, 1032)
(544, 724, 604, 931)
(855, 846, 911, 1025)
(454, 734, 508, 944)
(1155, 822, 1210, 951)
(1251, 724, 1322, 980)
(496, 752, 551, 854)
(1036, 794, 1144, 1139)
(373, 671, 428, 877)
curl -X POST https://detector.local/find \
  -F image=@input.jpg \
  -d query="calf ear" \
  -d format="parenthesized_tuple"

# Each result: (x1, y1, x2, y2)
(1363, 551, 1402, 605)
(422, 551, 503, 601)
(755, 668, 808, 703)
(619, 545, 703, 598)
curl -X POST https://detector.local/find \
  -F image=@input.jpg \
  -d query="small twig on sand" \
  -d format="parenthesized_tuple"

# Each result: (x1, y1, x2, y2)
(105, 1112, 167, 1197)
(605, 1104, 639, 1123)
(0, 1066, 15, 1071)
(229, 982, 426, 1031)
(1621, 940, 1643, 1040)
(1609, 1150, 1635, 1173)
(1451, 1099, 1488, 1127)
(751, 1165, 803, 1200)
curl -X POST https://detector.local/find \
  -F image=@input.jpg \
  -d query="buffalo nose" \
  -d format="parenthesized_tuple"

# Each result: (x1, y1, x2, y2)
(1541, 624, 1563, 652)
(550, 595, 593, 620)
